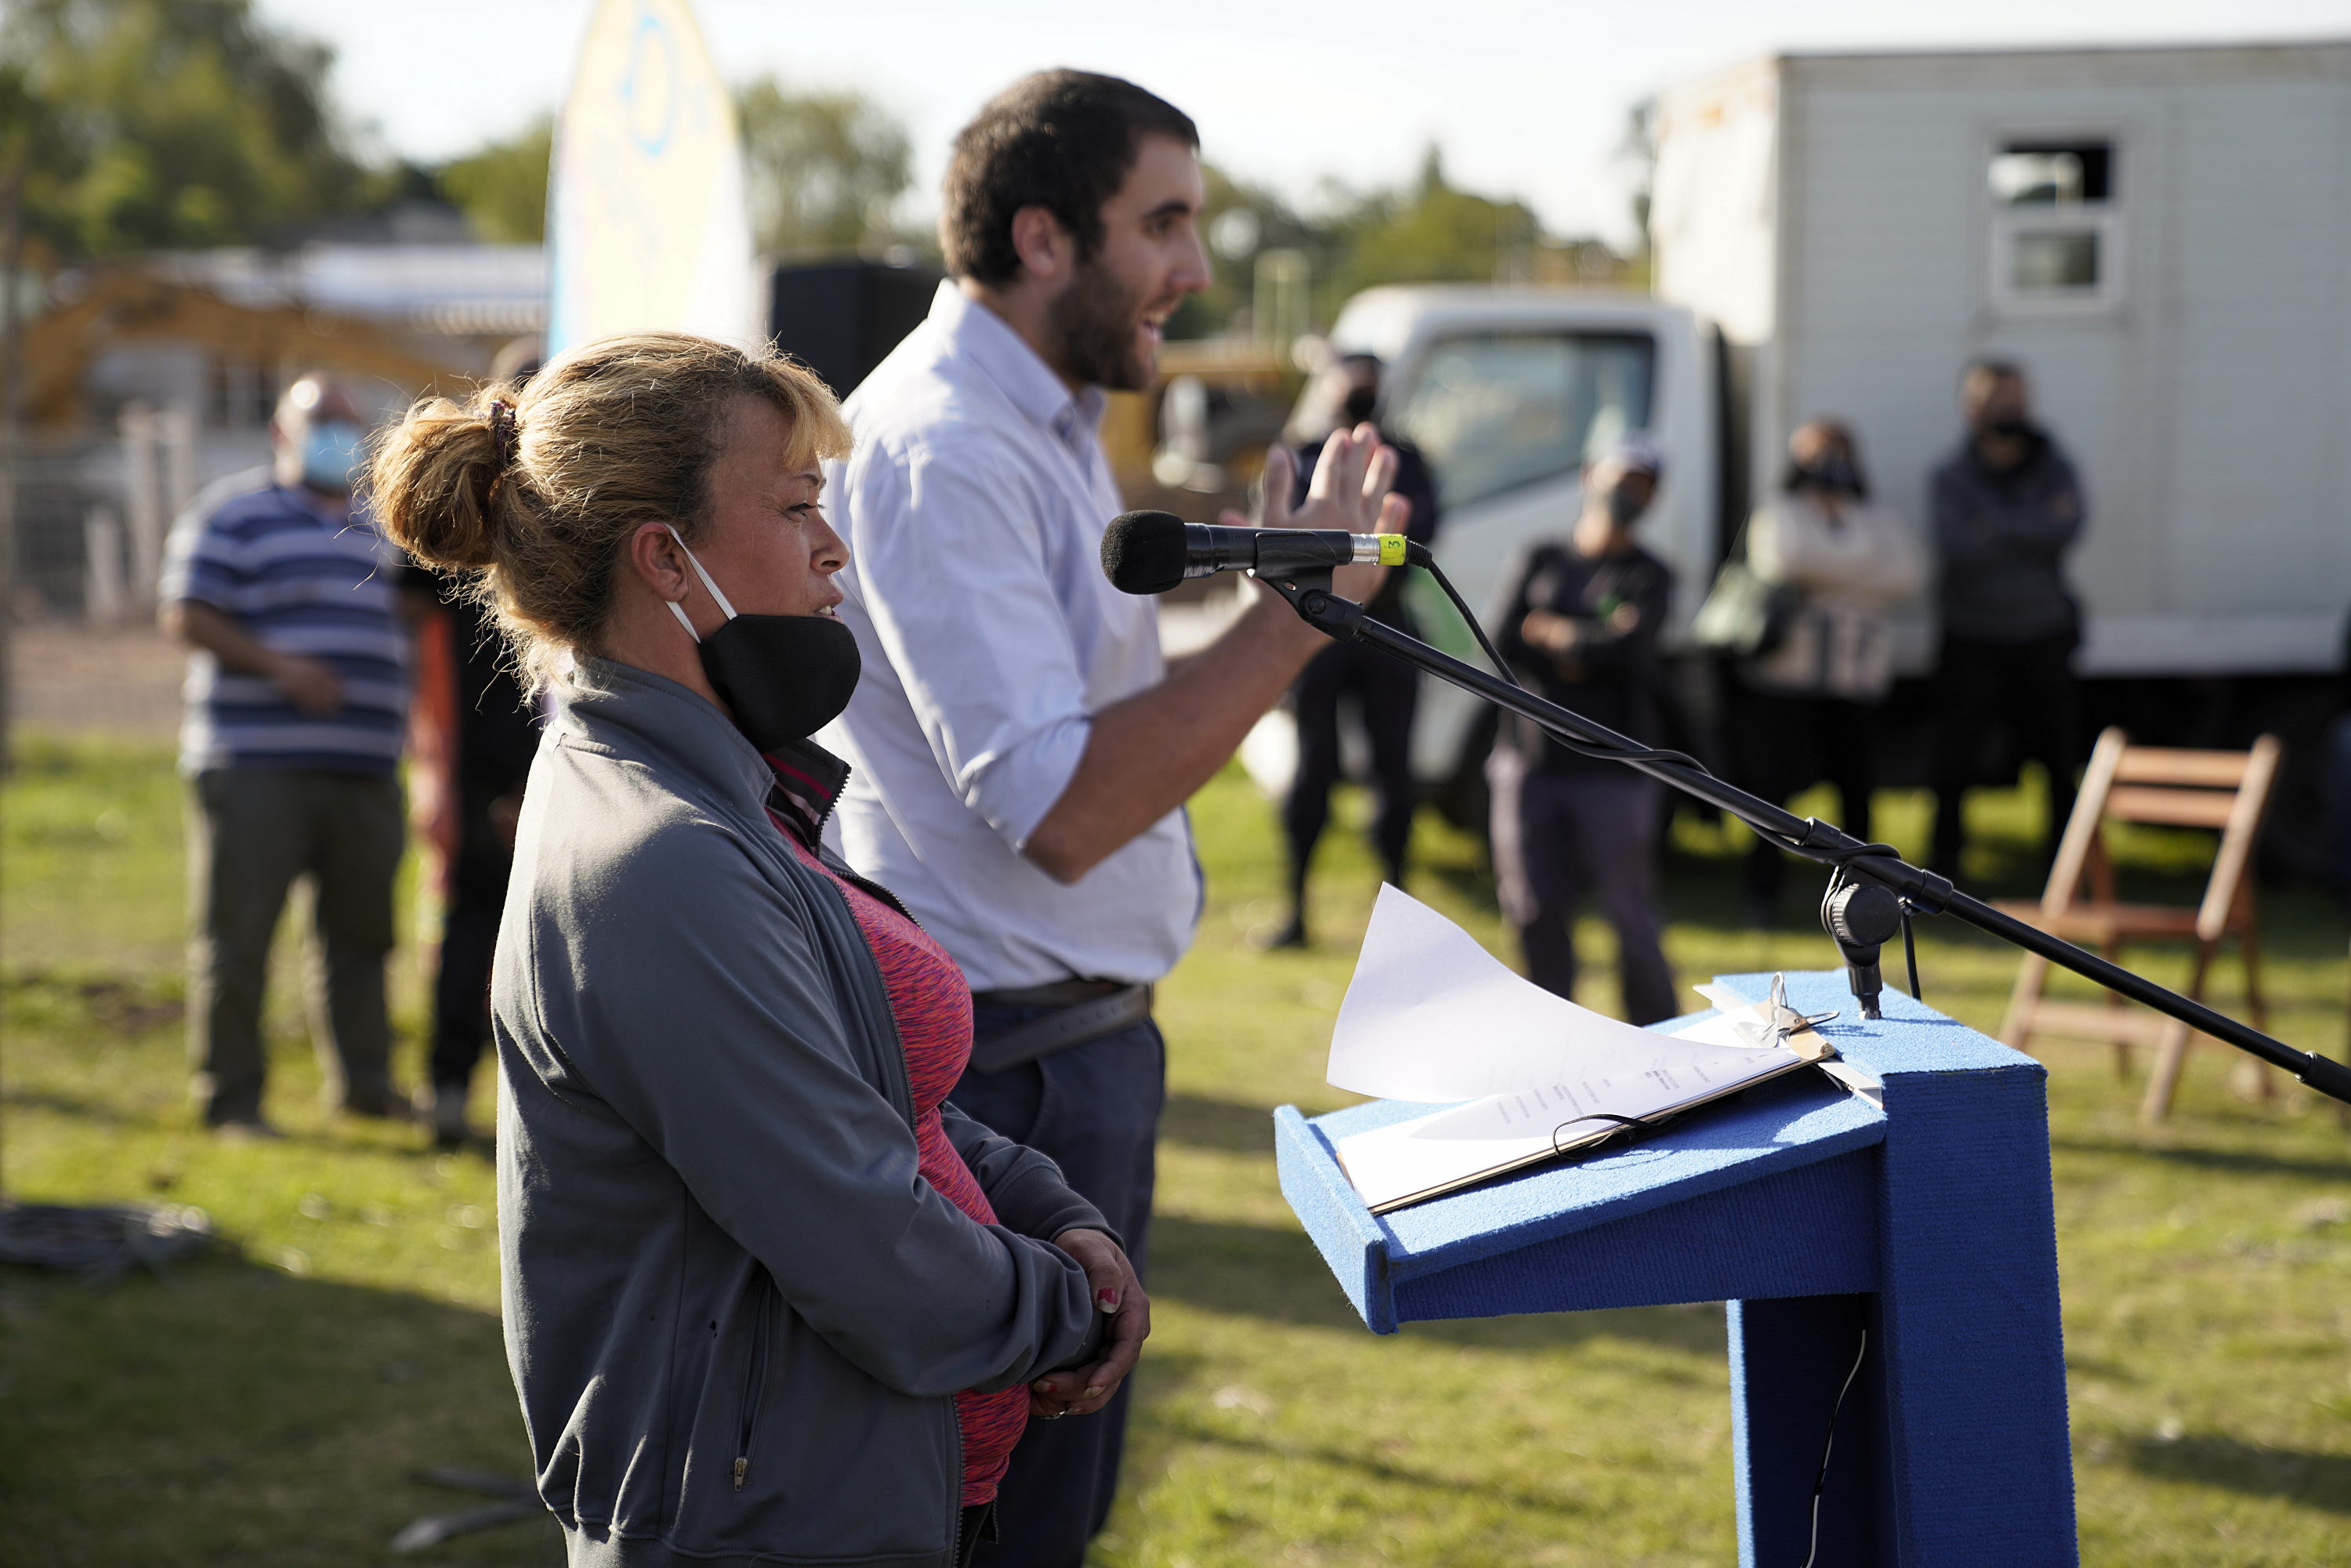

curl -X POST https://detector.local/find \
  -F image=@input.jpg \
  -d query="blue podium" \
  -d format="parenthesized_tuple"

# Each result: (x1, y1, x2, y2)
(1273, 970, 2078, 1566)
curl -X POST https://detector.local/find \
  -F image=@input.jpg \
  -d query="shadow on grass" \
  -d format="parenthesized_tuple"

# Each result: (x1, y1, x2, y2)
(0, 1254, 536, 1566)
(1144, 1405, 1599, 1519)
(2, 1085, 168, 1131)
(1160, 1093, 1280, 1155)
(1150, 1212, 1725, 1356)
(1125, 1353, 1598, 1523)
(2124, 1434, 2351, 1514)
(2049, 1136, 2351, 1183)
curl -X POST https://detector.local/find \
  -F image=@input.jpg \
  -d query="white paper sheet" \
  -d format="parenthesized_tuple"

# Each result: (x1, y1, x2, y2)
(1327, 885, 1687, 1101)
(1324, 889, 1809, 1211)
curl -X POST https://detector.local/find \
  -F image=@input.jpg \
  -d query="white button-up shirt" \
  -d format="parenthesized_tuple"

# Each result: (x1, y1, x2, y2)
(820, 284, 1201, 990)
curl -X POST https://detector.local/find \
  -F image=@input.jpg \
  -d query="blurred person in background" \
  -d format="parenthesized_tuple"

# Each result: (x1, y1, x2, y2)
(826, 71, 1400, 1568)
(158, 373, 411, 1138)
(371, 332, 1145, 1567)
(1488, 437, 1678, 1025)
(1260, 352, 1440, 950)
(402, 339, 545, 1148)
(1929, 360, 2088, 880)
(2324, 608, 2351, 910)
(1731, 418, 1923, 923)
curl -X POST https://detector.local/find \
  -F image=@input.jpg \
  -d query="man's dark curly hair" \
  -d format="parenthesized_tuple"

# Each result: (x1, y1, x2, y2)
(941, 70, 1198, 286)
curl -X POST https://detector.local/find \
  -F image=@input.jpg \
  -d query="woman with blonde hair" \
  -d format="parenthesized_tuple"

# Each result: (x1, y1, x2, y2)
(369, 332, 1144, 1567)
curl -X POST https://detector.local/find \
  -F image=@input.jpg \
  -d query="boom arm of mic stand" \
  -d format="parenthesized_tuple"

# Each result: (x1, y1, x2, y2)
(1260, 574, 2351, 1107)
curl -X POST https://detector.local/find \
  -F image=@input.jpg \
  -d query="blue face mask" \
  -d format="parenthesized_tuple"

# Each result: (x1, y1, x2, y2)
(299, 420, 364, 493)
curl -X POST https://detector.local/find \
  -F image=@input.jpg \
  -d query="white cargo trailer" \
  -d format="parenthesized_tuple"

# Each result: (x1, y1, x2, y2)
(1650, 40, 2351, 679)
(1262, 42, 2351, 817)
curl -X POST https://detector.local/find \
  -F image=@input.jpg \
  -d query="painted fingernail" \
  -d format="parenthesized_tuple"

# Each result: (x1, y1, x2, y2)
(1096, 1288, 1120, 1312)
(1031, 1382, 1051, 1393)
(1083, 1385, 1103, 1400)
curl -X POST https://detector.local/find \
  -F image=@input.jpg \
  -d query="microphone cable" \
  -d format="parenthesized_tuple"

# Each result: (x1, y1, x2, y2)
(1400, 556, 1939, 908)
(1799, 1326, 1870, 1568)
(1411, 554, 1711, 775)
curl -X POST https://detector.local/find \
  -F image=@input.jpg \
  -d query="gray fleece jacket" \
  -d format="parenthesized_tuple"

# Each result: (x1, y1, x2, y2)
(492, 657, 1110, 1566)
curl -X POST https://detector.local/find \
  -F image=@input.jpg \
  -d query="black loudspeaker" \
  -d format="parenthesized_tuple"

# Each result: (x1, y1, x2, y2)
(767, 260, 945, 399)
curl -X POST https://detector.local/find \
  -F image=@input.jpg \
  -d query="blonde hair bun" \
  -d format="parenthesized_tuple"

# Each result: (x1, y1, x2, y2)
(364, 333, 849, 690)
(368, 397, 508, 570)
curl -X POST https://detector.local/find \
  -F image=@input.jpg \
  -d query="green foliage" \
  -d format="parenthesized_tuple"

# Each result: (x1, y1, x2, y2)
(437, 116, 552, 244)
(9, 736, 2347, 1563)
(0, 0, 368, 257)
(1325, 147, 1543, 300)
(1186, 146, 1605, 343)
(735, 77, 912, 259)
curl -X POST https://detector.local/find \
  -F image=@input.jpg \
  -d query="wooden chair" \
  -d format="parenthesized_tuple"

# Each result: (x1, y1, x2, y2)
(1994, 726, 2283, 1122)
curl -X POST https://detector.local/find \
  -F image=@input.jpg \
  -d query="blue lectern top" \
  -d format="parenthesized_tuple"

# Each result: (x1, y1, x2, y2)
(1275, 969, 2041, 1333)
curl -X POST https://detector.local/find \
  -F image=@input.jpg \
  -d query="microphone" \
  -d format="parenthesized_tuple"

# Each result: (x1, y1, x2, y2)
(1100, 509, 1412, 596)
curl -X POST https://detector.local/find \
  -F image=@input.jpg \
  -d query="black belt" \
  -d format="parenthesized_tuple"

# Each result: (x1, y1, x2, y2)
(966, 980, 1154, 1074)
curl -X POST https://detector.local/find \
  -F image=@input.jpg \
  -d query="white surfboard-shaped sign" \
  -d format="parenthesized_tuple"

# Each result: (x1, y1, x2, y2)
(545, 0, 758, 355)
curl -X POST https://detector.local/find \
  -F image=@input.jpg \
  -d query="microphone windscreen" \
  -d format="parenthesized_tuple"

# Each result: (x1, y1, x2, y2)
(1100, 509, 1190, 596)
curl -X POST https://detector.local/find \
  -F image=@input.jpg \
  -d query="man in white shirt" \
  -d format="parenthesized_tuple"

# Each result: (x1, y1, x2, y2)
(825, 69, 1400, 1566)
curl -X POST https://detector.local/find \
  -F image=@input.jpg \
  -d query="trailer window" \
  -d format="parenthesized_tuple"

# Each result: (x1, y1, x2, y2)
(1387, 331, 1656, 511)
(1989, 145, 2112, 207)
(1988, 139, 2117, 306)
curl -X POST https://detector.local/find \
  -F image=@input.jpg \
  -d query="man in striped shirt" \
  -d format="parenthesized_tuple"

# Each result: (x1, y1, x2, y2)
(160, 373, 412, 1136)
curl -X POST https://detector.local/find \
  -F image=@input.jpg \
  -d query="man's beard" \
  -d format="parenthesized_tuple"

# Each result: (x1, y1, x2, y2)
(1047, 255, 1153, 393)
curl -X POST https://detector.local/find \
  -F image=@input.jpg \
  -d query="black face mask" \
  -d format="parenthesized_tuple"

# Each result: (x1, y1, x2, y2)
(665, 529, 861, 752)
(1607, 483, 1650, 528)
(1795, 454, 1862, 494)
(1340, 386, 1379, 426)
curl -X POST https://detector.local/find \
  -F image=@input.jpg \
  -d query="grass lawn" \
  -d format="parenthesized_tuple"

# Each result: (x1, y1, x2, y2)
(5, 731, 2350, 1566)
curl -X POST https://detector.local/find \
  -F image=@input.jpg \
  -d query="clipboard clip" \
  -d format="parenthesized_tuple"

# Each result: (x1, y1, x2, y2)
(1730, 972, 1840, 1055)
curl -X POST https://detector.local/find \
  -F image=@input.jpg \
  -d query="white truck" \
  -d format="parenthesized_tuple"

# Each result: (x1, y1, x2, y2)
(1292, 41, 2351, 824)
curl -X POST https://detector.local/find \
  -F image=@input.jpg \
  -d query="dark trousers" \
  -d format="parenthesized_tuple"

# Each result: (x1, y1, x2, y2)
(2325, 713, 2351, 908)
(1487, 751, 1679, 1026)
(429, 904, 498, 1092)
(1733, 688, 1880, 911)
(187, 767, 405, 1124)
(947, 1012, 1166, 1568)
(429, 784, 516, 1092)
(1931, 634, 2079, 876)
(1281, 641, 1420, 900)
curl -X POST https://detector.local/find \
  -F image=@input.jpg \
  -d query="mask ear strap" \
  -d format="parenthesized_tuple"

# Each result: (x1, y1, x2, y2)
(663, 525, 737, 639)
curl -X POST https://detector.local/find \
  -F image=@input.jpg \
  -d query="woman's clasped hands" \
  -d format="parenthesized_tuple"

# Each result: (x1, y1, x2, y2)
(1028, 1227, 1150, 1419)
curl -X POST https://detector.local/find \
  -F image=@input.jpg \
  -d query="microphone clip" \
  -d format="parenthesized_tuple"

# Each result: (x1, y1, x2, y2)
(1821, 872, 1904, 1021)
(1257, 570, 1363, 641)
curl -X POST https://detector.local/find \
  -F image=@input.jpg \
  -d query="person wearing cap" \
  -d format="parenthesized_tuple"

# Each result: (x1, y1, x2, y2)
(1487, 437, 1679, 1025)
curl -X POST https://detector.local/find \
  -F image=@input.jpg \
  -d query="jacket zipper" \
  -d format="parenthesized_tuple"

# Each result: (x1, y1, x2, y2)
(734, 1282, 772, 1491)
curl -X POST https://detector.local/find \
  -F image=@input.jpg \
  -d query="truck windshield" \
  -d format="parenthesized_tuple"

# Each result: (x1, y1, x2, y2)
(1388, 331, 1656, 510)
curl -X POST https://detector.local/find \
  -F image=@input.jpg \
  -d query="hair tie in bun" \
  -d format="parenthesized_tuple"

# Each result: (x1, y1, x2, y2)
(487, 398, 518, 470)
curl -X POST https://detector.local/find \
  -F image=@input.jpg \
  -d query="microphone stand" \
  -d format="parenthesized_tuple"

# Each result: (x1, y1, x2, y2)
(1256, 571, 2351, 1107)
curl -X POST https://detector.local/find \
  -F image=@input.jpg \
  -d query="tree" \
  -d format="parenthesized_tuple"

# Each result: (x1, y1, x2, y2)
(439, 118, 553, 244)
(1328, 146, 1543, 303)
(734, 78, 911, 259)
(0, 0, 366, 257)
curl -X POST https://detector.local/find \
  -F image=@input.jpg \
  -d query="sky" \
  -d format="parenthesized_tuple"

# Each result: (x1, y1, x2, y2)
(261, 0, 2351, 248)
